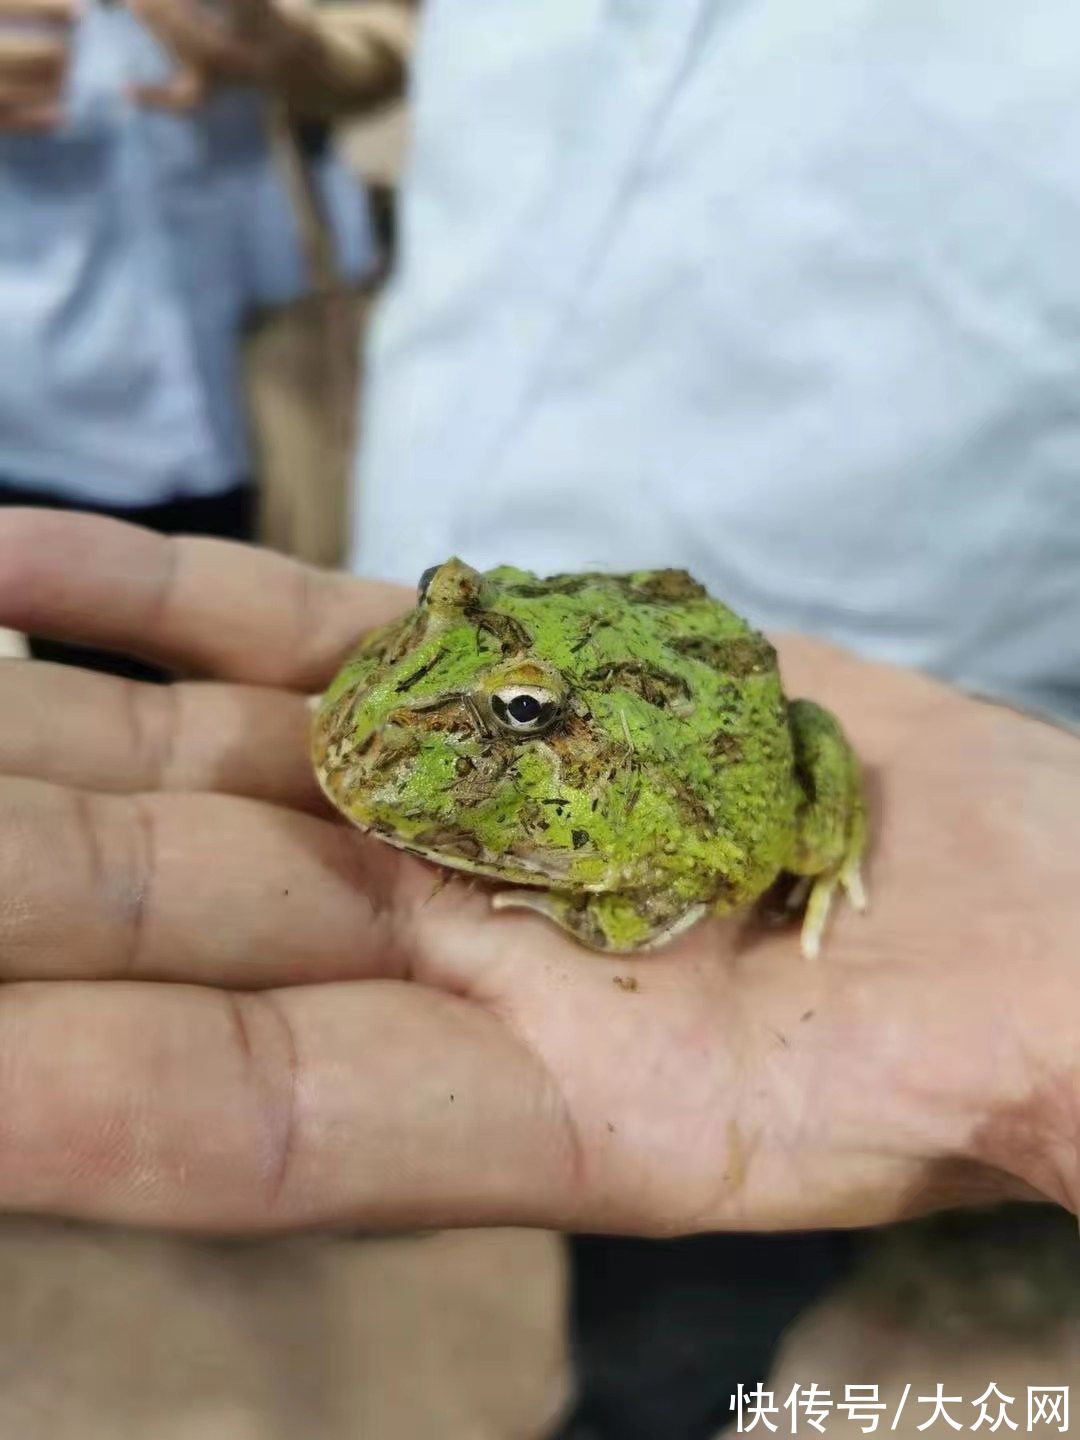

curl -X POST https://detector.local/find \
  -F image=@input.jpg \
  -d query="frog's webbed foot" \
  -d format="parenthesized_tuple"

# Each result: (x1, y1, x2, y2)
(491, 888, 706, 953)
(786, 698, 870, 960)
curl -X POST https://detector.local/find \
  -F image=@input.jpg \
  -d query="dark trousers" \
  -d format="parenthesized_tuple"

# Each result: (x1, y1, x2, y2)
(0, 479, 254, 683)
(552, 1231, 858, 1440)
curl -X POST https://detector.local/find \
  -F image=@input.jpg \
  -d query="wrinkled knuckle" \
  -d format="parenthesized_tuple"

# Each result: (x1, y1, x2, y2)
(143, 534, 181, 642)
(288, 563, 320, 682)
(289, 562, 353, 690)
(128, 682, 183, 790)
(111, 794, 157, 978)
(0, 992, 27, 1186)
(224, 991, 302, 1217)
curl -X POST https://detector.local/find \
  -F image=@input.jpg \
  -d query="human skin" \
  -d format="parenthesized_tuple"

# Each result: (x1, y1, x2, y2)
(0, 0, 74, 132)
(0, 508, 1076, 1237)
(0, 0, 408, 128)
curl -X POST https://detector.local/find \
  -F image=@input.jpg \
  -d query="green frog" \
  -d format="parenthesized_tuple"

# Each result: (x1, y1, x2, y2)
(311, 560, 867, 958)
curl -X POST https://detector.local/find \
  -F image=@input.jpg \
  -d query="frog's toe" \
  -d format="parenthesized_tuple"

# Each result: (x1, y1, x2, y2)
(799, 858, 869, 960)
(841, 859, 868, 913)
(799, 875, 835, 961)
(783, 875, 813, 913)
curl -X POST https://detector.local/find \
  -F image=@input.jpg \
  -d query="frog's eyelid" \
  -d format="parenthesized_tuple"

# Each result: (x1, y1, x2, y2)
(417, 564, 441, 600)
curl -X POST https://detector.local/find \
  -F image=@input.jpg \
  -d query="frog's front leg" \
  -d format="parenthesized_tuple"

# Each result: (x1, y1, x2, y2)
(491, 888, 707, 953)
(784, 698, 868, 960)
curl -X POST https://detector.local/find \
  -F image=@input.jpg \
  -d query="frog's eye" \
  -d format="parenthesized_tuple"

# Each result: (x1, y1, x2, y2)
(489, 685, 562, 736)
(417, 565, 441, 602)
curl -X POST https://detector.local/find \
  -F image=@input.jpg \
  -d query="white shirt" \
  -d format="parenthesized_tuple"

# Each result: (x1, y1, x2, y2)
(352, 0, 1080, 723)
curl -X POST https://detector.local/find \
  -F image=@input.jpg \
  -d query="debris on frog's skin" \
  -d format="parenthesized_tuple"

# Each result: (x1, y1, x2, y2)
(613, 975, 639, 993)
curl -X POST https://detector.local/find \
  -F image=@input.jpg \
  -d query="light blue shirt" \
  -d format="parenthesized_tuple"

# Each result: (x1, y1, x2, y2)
(353, 0, 1080, 724)
(0, 4, 377, 505)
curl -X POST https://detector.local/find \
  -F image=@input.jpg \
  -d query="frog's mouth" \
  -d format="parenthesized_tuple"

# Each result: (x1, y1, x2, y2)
(359, 823, 570, 888)
(391, 815, 604, 887)
(314, 764, 598, 889)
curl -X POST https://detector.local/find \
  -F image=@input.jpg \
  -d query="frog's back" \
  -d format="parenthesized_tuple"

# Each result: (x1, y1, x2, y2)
(480, 566, 798, 900)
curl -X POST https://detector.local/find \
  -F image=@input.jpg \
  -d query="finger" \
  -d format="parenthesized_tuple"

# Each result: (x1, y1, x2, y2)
(0, 75, 64, 105)
(0, 510, 410, 690)
(127, 0, 262, 77)
(0, 100, 61, 129)
(0, 777, 429, 986)
(0, 0, 76, 23)
(0, 33, 68, 79)
(0, 979, 577, 1231)
(129, 66, 207, 113)
(0, 659, 322, 811)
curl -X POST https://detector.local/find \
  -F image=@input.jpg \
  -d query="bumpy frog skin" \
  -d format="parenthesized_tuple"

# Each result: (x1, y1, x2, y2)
(312, 561, 867, 958)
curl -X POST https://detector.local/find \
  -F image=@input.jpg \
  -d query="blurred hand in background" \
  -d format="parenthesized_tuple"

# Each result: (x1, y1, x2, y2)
(0, 0, 409, 126)
(0, 0, 75, 131)
(127, 0, 414, 118)
(127, 0, 308, 112)
(0, 0, 285, 130)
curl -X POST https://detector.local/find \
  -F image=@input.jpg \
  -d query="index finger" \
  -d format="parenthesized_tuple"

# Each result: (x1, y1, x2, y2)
(0, 0, 76, 24)
(0, 510, 410, 690)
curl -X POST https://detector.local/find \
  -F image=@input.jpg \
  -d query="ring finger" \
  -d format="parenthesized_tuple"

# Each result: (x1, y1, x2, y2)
(0, 774, 422, 986)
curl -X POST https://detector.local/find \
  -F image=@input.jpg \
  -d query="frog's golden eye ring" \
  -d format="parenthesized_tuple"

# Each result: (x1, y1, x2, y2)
(488, 685, 563, 737)
(477, 657, 567, 736)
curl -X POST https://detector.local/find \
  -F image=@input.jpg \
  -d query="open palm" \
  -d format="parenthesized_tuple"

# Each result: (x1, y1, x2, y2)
(0, 509, 1075, 1236)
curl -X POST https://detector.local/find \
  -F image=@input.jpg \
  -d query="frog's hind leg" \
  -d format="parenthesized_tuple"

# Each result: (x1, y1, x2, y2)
(491, 888, 707, 953)
(785, 698, 869, 960)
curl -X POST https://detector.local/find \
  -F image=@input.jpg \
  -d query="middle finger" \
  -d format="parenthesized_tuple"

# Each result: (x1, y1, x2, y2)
(0, 658, 323, 812)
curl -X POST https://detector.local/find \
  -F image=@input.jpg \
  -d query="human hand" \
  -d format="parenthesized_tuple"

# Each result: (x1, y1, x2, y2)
(0, 0, 74, 132)
(126, 0, 312, 112)
(0, 508, 1076, 1237)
